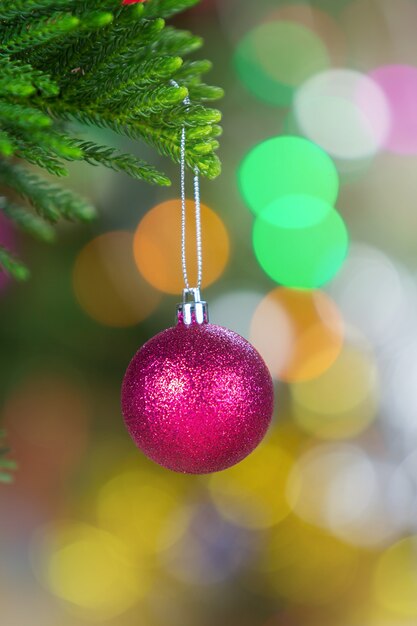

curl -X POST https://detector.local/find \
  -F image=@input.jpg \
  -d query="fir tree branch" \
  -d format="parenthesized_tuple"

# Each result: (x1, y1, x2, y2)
(187, 84, 225, 102)
(0, 199, 56, 242)
(25, 10, 115, 69)
(150, 26, 203, 57)
(0, 0, 72, 20)
(175, 59, 213, 79)
(0, 101, 52, 131)
(45, 105, 221, 178)
(110, 83, 190, 116)
(0, 162, 96, 223)
(0, 57, 59, 97)
(0, 0, 223, 281)
(42, 5, 149, 79)
(71, 55, 184, 104)
(0, 247, 30, 281)
(0, 12, 80, 54)
(0, 0, 223, 478)
(76, 140, 171, 186)
(14, 140, 69, 177)
(0, 78, 36, 98)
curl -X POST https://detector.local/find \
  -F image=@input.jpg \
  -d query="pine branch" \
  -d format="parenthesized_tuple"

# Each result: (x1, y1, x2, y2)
(1, 200, 55, 242)
(150, 26, 203, 57)
(0, 0, 222, 282)
(0, 57, 59, 97)
(110, 83, 190, 115)
(14, 140, 69, 177)
(71, 55, 184, 104)
(0, 0, 72, 20)
(187, 83, 224, 102)
(175, 59, 213, 79)
(0, 101, 52, 130)
(0, 247, 30, 281)
(0, 162, 96, 223)
(77, 140, 171, 186)
(46, 105, 221, 178)
(44, 5, 150, 79)
(0, 12, 80, 54)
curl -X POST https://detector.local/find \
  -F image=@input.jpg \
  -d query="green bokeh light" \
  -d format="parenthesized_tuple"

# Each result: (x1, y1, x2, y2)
(253, 195, 349, 289)
(239, 136, 339, 215)
(234, 21, 330, 106)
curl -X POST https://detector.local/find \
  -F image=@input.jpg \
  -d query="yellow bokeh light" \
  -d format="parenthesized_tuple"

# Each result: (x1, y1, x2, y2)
(258, 516, 359, 604)
(344, 603, 417, 626)
(291, 340, 379, 439)
(73, 230, 161, 327)
(374, 537, 417, 617)
(209, 435, 294, 529)
(96, 470, 183, 558)
(31, 522, 145, 620)
(250, 288, 344, 382)
(133, 199, 230, 294)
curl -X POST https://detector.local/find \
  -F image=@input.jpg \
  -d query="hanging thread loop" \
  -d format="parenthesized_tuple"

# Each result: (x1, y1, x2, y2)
(172, 80, 203, 295)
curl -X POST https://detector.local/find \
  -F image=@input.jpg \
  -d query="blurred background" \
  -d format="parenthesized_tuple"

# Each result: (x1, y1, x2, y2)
(2, 0, 417, 624)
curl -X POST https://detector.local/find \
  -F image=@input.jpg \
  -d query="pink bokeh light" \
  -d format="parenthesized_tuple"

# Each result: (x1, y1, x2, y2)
(370, 64, 417, 154)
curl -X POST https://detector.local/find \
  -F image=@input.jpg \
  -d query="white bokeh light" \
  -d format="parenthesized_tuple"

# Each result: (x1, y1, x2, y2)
(327, 244, 417, 349)
(295, 69, 390, 159)
(287, 444, 411, 548)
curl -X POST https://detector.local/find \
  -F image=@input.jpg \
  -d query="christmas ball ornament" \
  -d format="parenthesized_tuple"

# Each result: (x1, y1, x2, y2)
(121, 291, 274, 474)
(121, 81, 274, 474)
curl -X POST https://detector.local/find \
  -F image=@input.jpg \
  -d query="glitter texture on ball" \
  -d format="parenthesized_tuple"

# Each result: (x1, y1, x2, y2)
(121, 319, 274, 474)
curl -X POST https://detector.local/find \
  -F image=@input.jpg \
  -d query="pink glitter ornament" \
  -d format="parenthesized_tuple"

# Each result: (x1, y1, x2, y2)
(121, 294, 274, 474)
(122, 82, 273, 474)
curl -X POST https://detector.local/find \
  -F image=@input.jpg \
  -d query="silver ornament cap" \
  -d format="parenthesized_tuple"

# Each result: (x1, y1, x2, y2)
(176, 288, 209, 326)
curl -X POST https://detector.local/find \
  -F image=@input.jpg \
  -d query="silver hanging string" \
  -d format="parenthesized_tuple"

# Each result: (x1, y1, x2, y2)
(172, 81, 202, 293)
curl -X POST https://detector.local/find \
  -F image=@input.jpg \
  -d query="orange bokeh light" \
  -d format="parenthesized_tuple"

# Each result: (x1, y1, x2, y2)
(250, 288, 345, 382)
(73, 231, 161, 328)
(133, 199, 230, 294)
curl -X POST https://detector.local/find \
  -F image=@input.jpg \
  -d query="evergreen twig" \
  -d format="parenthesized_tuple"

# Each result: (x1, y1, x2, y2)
(0, 0, 222, 278)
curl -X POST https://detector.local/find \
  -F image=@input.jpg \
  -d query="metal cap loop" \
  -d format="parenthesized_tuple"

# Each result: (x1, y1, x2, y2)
(176, 288, 209, 326)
